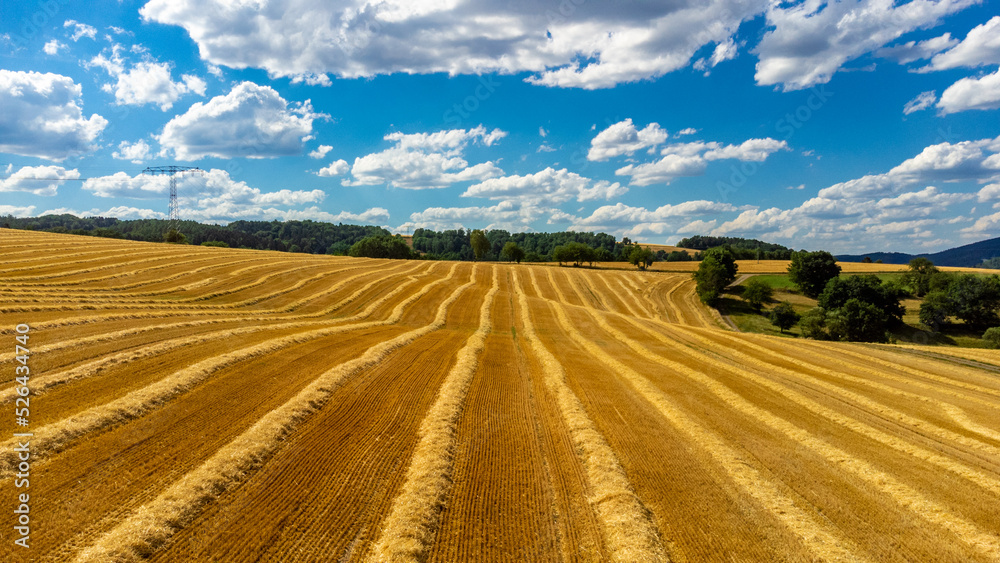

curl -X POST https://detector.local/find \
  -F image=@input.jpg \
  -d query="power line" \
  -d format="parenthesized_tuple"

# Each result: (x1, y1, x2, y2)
(0, 176, 95, 181)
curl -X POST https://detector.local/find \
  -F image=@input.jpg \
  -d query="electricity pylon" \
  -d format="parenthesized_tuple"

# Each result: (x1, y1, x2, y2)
(141, 166, 203, 226)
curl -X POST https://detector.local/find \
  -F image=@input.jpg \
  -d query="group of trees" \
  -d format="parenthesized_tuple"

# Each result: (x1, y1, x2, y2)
(696, 249, 908, 342)
(552, 242, 601, 266)
(411, 228, 628, 262)
(678, 236, 794, 260)
(919, 271, 1000, 330)
(411, 228, 696, 264)
(729, 251, 1000, 343)
(347, 235, 416, 259)
(799, 275, 906, 342)
(782, 251, 906, 342)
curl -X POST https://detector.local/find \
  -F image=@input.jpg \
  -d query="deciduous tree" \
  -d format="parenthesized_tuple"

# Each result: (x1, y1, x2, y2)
(788, 251, 840, 298)
(693, 247, 737, 303)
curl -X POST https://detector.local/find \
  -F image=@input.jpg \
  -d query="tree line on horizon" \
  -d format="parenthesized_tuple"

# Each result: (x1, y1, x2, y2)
(3, 214, 756, 263)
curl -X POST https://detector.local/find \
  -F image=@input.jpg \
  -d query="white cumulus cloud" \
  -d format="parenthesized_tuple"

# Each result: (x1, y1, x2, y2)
(112, 139, 154, 163)
(403, 200, 558, 232)
(923, 16, 1000, 71)
(80, 168, 343, 224)
(43, 40, 66, 56)
(309, 145, 333, 159)
(462, 167, 627, 205)
(0, 205, 37, 216)
(343, 126, 505, 189)
(819, 135, 1000, 199)
(755, 0, 975, 91)
(588, 119, 668, 161)
(615, 138, 788, 186)
(878, 33, 957, 64)
(937, 68, 1000, 114)
(0, 70, 107, 160)
(140, 0, 765, 89)
(64, 20, 97, 41)
(89, 45, 207, 110)
(317, 159, 350, 177)
(158, 82, 323, 160)
(0, 165, 80, 196)
(567, 200, 738, 239)
(903, 90, 937, 114)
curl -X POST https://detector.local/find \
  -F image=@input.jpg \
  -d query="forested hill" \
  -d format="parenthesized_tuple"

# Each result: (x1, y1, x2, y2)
(835, 237, 1000, 268)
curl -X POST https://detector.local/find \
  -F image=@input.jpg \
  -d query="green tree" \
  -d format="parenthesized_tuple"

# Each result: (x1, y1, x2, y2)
(348, 235, 414, 259)
(628, 246, 655, 270)
(825, 298, 889, 342)
(163, 228, 187, 244)
(946, 274, 1000, 327)
(817, 274, 905, 325)
(983, 327, 1000, 349)
(470, 229, 490, 261)
(741, 278, 774, 312)
(788, 250, 841, 298)
(903, 257, 939, 297)
(553, 242, 597, 267)
(929, 271, 957, 293)
(500, 241, 525, 263)
(799, 307, 830, 339)
(693, 247, 738, 304)
(769, 302, 800, 333)
(919, 291, 952, 331)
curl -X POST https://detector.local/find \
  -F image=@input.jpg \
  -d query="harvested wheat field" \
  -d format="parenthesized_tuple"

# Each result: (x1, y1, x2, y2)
(2, 229, 999, 562)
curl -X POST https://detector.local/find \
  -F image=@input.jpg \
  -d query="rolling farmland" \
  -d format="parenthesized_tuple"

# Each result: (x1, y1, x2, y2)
(2, 230, 1000, 562)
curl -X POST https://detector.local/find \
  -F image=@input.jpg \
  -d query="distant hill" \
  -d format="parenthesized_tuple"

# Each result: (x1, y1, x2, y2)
(836, 237, 1000, 268)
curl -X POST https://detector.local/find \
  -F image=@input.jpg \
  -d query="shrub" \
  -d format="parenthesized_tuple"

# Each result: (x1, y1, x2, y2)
(983, 327, 1000, 349)
(201, 240, 229, 247)
(163, 228, 187, 244)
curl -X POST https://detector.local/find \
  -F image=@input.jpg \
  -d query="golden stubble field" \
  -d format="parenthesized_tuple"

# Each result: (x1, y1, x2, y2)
(1, 229, 999, 562)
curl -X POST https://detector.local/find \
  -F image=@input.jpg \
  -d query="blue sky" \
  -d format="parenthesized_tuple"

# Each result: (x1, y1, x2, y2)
(1, 0, 999, 253)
